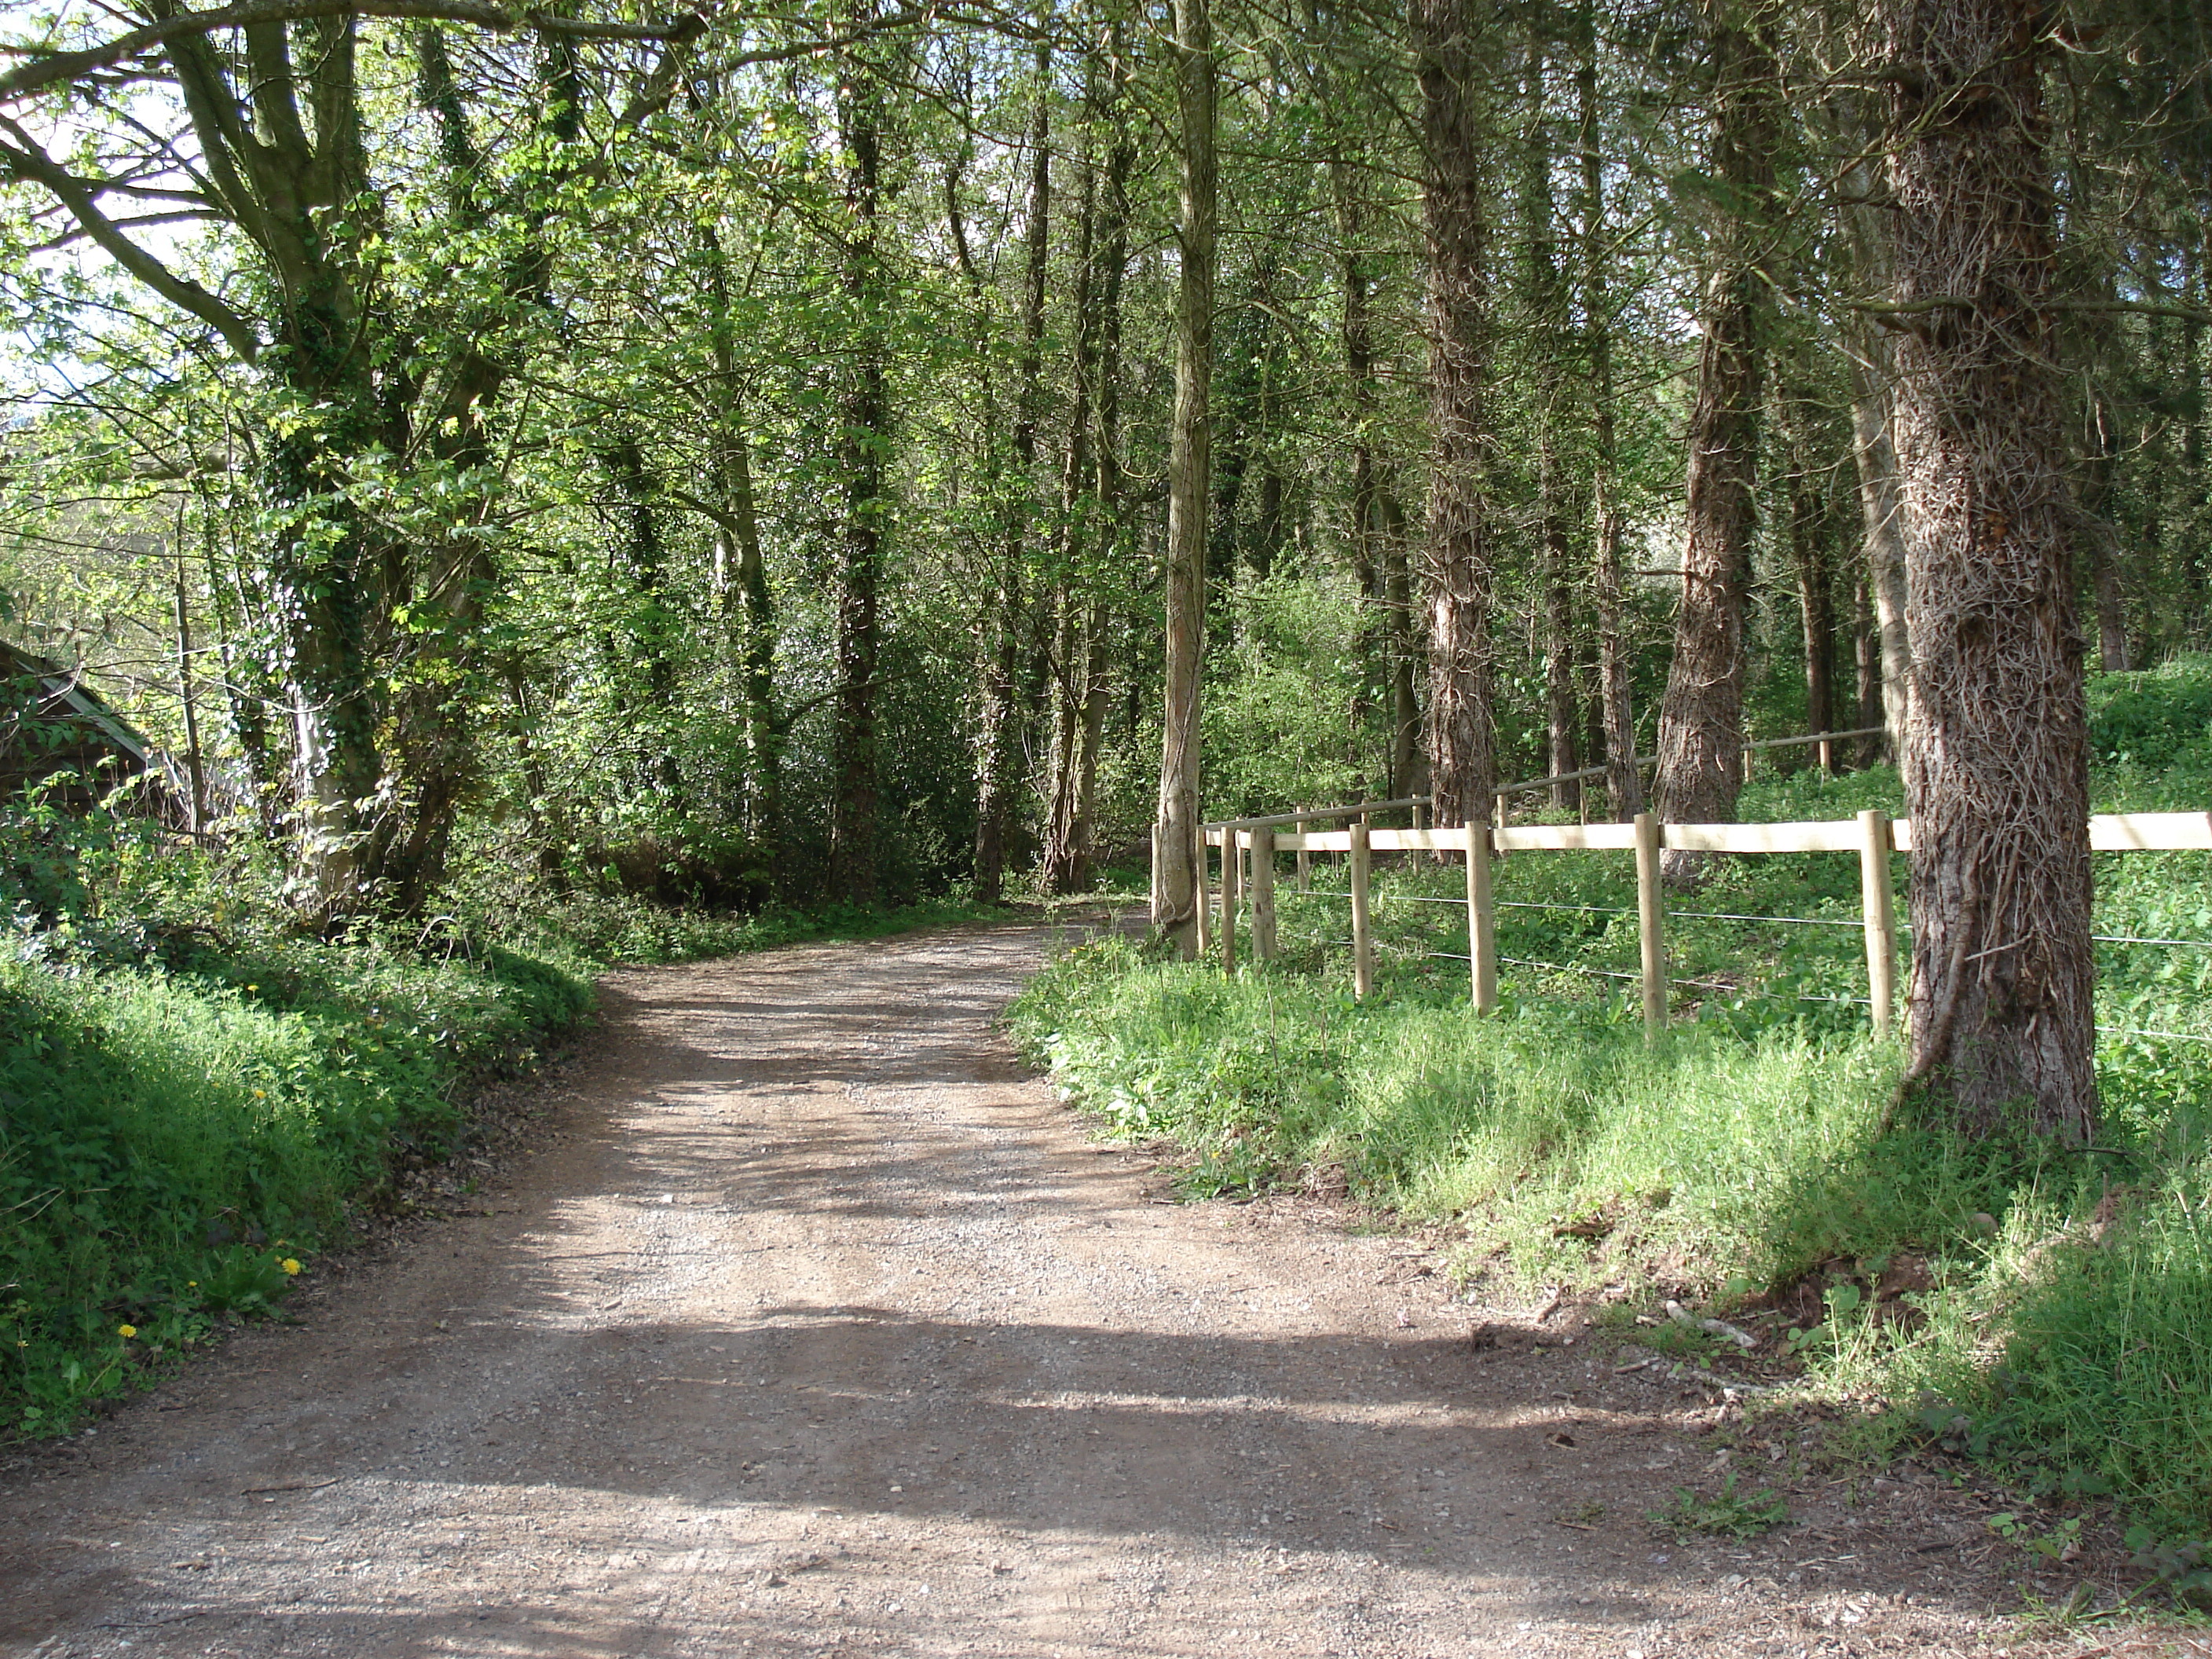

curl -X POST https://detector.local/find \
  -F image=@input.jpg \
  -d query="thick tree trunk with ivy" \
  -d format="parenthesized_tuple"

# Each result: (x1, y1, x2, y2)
(1654, 0, 1778, 873)
(1412, 0, 1496, 831)
(1884, 0, 2097, 1140)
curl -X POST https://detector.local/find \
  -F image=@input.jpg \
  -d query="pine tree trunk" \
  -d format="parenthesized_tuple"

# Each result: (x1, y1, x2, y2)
(1522, 38, 1577, 812)
(1788, 439, 1836, 756)
(1884, 0, 2097, 1140)
(1579, 14, 1640, 822)
(1413, 0, 1496, 830)
(1848, 341, 1914, 761)
(1654, 0, 1777, 872)
(1152, 0, 1214, 953)
(1840, 137, 1914, 766)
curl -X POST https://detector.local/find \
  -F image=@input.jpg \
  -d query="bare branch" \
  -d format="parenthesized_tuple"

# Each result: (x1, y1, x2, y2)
(0, 116, 261, 360)
(0, 0, 712, 105)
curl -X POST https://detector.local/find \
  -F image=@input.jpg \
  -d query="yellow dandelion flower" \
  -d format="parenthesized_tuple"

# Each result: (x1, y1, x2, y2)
(280, 1258, 302, 1276)
(253, 1089, 266, 1098)
(117, 1324, 137, 1339)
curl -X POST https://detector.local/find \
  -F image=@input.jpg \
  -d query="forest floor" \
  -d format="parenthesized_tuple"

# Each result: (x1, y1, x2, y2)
(0, 921, 2200, 1659)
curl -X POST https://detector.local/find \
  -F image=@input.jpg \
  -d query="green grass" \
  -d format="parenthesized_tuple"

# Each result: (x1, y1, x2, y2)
(1013, 661, 2212, 1534)
(0, 818, 999, 1436)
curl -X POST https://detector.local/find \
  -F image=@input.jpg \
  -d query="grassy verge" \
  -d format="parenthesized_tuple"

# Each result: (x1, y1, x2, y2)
(1011, 663, 2212, 1537)
(1, 830, 997, 1437)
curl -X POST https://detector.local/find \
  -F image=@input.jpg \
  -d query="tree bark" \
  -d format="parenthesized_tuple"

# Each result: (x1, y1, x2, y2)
(1579, 11, 1640, 821)
(1655, 0, 1778, 870)
(1042, 62, 1130, 896)
(1152, 0, 1214, 954)
(1413, 0, 1496, 830)
(1786, 419, 1837, 758)
(828, 35, 891, 905)
(974, 47, 1053, 903)
(1884, 0, 2097, 1139)
(701, 222, 782, 854)
(1834, 178, 1912, 773)
(1521, 36, 1577, 812)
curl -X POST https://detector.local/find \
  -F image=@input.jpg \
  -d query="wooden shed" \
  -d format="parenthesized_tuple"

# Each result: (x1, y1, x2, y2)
(1, 641, 178, 817)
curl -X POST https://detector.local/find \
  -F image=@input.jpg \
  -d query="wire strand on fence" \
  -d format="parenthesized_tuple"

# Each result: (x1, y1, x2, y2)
(1668, 909, 1864, 929)
(1498, 900, 1634, 916)
(2093, 934, 2212, 948)
(2097, 1024, 2212, 1044)
(1484, 954, 1873, 1006)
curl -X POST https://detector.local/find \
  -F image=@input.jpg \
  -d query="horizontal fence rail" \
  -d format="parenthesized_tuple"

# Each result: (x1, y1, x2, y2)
(1195, 808, 2212, 1042)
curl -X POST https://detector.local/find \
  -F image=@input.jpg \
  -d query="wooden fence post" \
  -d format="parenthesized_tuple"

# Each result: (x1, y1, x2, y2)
(1634, 811, 1667, 1039)
(1858, 808, 1899, 1036)
(1350, 820, 1373, 1001)
(1220, 826, 1240, 972)
(1464, 822, 1497, 1012)
(1194, 822, 1210, 955)
(1295, 808, 1310, 892)
(1410, 800, 1426, 866)
(1251, 826, 1278, 959)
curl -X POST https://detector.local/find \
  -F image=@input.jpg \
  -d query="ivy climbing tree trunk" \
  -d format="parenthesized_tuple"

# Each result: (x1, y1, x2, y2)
(1884, 0, 2097, 1140)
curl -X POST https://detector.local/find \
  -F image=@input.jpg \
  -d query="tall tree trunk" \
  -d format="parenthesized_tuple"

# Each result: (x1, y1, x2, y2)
(201, 488, 284, 840)
(1841, 167, 1914, 763)
(1152, 0, 1214, 953)
(1521, 36, 1577, 812)
(1853, 569, 1882, 761)
(1063, 101, 1134, 893)
(171, 542, 207, 835)
(828, 38, 890, 904)
(1334, 156, 1415, 801)
(606, 432, 684, 806)
(1848, 338, 1914, 760)
(1654, 0, 1778, 872)
(975, 49, 1053, 903)
(1884, 0, 2096, 1139)
(1042, 68, 1130, 897)
(1413, 0, 1496, 830)
(1785, 413, 1837, 756)
(1579, 13, 1640, 820)
(701, 223, 782, 853)
(1040, 133, 1097, 897)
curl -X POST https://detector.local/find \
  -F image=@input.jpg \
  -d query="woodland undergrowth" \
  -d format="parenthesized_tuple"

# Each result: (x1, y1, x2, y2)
(1012, 660, 2212, 1537)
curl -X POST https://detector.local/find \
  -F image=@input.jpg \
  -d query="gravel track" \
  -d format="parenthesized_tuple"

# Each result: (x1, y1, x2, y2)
(0, 921, 2152, 1657)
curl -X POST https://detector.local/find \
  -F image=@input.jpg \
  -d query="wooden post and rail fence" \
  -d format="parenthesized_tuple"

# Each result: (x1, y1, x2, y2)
(1189, 728, 2212, 1041)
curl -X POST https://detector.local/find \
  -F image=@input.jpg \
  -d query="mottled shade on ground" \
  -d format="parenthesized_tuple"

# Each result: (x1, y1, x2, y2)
(0, 922, 2172, 1657)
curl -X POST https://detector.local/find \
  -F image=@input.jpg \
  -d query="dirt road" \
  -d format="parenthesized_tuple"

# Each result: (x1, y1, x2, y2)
(0, 923, 2120, 1656)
